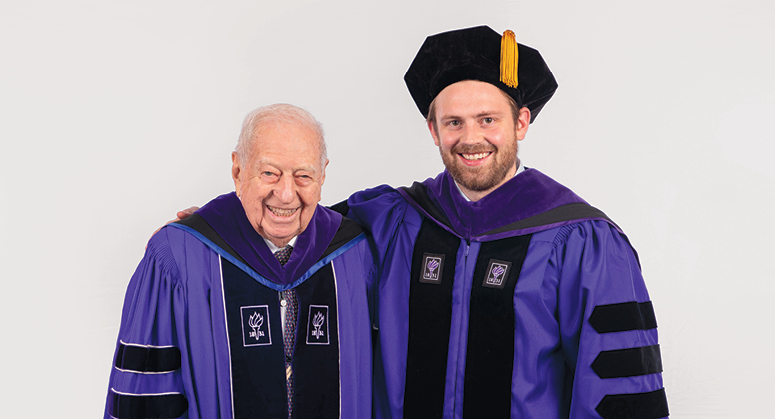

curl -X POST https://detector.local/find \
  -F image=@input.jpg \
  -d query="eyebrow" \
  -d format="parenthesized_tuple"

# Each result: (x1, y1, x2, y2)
(255, 158, 318, 174)
(440, 110, 505, 120)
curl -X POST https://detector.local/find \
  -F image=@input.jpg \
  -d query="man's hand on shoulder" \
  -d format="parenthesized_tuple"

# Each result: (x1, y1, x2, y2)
(176, 206, 199, 220)
(150, 206, 200, 238)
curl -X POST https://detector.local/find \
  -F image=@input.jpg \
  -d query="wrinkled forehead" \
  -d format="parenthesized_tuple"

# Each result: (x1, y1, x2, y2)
(249, 123, 323, 170)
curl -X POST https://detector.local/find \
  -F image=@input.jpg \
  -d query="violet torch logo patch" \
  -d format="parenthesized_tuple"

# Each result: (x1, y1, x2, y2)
(482, 260, 512, 289)
(420, 253, 445, 284)
(240, 305, 272, 347)
(306, 305, 330, 345)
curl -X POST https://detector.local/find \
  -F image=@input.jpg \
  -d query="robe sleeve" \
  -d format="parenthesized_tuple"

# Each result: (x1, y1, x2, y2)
(551, 220, 668, 419)
(104, 230, 192, 419)
(346, 185, 411, 271)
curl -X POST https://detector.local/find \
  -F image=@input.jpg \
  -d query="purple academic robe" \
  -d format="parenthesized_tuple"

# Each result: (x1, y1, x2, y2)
(105, 192, 376, 419)
(344, 169, 668, 419)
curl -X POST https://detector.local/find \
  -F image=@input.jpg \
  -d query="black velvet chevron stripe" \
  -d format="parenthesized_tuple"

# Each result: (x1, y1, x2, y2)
(592, 345, 663, 379)
(108, 390, 188, 419)
(589, 301, 657, 334)
(596, 388, 669, 419)
(115, 343, 181, 374)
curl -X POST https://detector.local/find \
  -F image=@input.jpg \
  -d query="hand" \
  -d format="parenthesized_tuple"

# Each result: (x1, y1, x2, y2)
(176, 206, 198, 220)
(150, 206, 200, 238)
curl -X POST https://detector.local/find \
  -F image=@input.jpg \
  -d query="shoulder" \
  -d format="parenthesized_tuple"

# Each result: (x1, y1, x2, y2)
(346, 184, 422, 231)
(144, 227, 181, 269)
(552, 219, 623, 243)
(143, 224, 218, 284)
(348, 184, 406, 209)
(537, 219, 640, 270)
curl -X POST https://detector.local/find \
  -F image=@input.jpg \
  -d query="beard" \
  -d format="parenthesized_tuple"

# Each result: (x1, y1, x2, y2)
(440, 139, 518, 192)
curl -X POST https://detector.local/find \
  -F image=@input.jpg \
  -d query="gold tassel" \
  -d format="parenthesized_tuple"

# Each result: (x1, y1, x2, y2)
(500, 30, 519, 88)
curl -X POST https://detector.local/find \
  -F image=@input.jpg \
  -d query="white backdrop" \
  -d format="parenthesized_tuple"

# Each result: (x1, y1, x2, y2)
(2, 1, 773, 417)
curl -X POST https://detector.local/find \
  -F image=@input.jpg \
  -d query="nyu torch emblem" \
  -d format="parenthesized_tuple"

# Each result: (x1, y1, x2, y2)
(311, 312, 325, 339)
(240, 305, 272, 347)
(306, 305, 330, 345)
(248, 312, 265, 340)
(420, 253, 445, 284)
(482, 260, 512, 289)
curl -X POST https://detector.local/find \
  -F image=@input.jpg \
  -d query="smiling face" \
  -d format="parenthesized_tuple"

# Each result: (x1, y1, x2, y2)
(428, 80, 530, 201)
(232, 119, 327, 248)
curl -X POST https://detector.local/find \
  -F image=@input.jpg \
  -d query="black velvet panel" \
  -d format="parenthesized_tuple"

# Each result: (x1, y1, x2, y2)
(221, 259, 342, 418)
(115, 343, 181, 374)
(596, 388, 670, 419)
(108, 390, 188, 419)
(463, 234, 532, 418)
(292, 264, 340, 419)
(592, 345, 663, 379)
(589, 301, 657, 334)
(222, 259, 287, 418)
(403, 219, 459, 419)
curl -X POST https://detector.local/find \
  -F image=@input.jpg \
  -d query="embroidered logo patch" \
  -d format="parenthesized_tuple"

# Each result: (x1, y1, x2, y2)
(420, 253, 445, 284)
(482, 260, 512, 289)
(306, 305, 330, 345)
(240, 305, 272, 347)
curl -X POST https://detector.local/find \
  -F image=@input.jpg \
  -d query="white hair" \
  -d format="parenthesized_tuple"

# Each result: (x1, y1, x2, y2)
(235, 103, 327, 168)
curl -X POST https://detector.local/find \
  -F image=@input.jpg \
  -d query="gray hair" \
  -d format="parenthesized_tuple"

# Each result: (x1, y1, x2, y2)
(235, 103, 327, 168)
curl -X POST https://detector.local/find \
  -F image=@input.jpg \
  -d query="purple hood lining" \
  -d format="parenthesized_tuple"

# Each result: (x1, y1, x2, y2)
(398, 169, 618, 241)
(195, 192, 342, 285)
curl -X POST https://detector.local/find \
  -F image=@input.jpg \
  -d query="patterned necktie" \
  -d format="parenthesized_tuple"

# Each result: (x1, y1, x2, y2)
(274, 245, 297, 418)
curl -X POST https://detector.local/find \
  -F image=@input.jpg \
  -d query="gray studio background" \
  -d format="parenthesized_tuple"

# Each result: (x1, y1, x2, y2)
(2, 1, 773, 417)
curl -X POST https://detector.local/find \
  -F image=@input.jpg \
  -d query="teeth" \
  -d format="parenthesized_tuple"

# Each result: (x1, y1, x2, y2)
(461, 152, 490, 161)
(268, 206, 298, 217)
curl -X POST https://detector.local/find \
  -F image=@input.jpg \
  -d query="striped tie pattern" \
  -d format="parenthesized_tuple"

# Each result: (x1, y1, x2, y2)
(274, 245, 297, 418)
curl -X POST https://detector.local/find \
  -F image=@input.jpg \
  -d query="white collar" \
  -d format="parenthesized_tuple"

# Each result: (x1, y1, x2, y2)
(263, 235, 298, 253)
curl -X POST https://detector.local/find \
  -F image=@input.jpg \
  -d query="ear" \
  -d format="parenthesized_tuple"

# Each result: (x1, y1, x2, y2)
(516, 107, 531, 141)
(427, 119, 441, 146)
(320, 159, 329, 186)
(231, 152, 242, 194)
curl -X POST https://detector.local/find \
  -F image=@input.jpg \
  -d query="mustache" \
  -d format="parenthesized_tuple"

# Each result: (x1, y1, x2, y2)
(451, 144, 495, 154)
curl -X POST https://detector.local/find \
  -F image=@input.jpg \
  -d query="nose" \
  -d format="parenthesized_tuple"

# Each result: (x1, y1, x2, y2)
(274, 174, 295, 203)
(461, 123, 482, 144)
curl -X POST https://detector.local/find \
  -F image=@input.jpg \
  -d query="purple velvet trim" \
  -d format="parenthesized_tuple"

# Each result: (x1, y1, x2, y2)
(196, 192, 342, 285)
(421, 169, 590, 239)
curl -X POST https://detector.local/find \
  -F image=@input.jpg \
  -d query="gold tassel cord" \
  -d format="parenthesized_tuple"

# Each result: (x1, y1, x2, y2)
(500, 30, 519, 88)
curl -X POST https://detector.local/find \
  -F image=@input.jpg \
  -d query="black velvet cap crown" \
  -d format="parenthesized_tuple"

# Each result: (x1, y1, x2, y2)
(404, 25, 558, 123)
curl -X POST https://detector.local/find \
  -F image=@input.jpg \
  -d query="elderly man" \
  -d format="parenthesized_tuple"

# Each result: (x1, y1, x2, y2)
(104, 104, 375, 419)
(336, 26, 669, 418)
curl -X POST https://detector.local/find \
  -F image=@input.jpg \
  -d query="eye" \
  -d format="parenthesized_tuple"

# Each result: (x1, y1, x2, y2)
(448, 120, 461, 127)
(295, 173, 314, 184)
(260, 171, 279, 182)
(482, 117, 494, 124)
